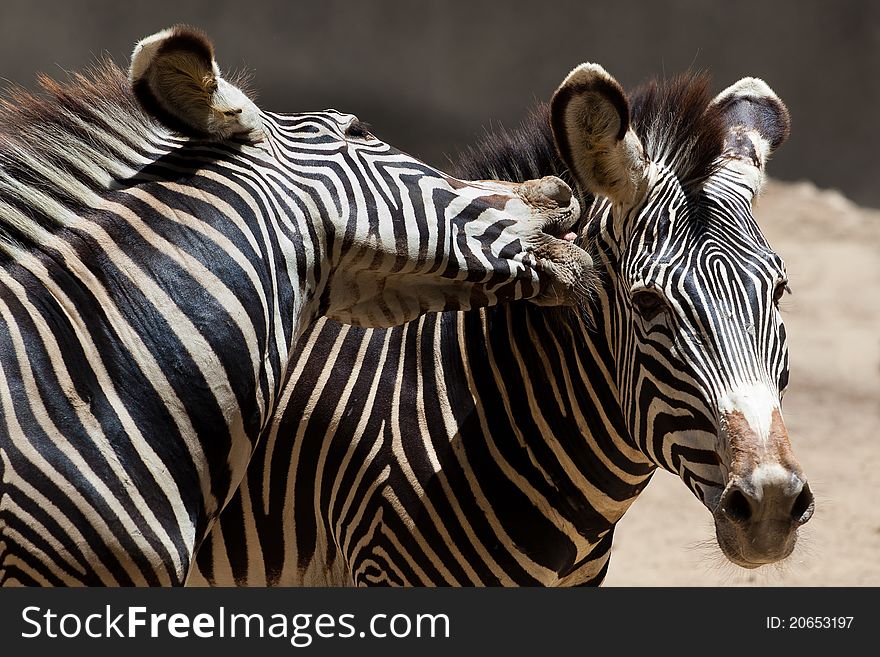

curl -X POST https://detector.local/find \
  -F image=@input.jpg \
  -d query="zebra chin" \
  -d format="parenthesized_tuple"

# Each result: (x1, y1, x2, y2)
(526, 233, 596, 308)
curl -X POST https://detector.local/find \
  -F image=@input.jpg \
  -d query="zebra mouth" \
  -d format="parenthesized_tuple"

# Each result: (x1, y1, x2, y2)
(544, 229, 577, 242)
(544, 224, 578, 242)
(541, 208, 580, 242)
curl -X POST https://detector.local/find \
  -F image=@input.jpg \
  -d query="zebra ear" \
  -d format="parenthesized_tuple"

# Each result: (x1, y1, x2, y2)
(129, 25, 264, 141)
(550, 63, 648, 206)
(710, 78, 790, 191)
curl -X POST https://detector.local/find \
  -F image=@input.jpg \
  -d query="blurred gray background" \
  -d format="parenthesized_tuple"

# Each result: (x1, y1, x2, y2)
(1, 0, 878, 207)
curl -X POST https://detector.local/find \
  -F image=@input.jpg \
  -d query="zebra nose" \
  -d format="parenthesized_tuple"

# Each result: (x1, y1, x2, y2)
(718, 475, 814, 526)
(536, 176, 573, 207)
(519, 176, 574, 210)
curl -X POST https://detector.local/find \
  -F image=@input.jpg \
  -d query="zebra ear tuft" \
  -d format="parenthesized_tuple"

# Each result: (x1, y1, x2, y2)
(129, 25, 264, 142)
(550, 63, 648, 206)
(711, 77, 790, 191)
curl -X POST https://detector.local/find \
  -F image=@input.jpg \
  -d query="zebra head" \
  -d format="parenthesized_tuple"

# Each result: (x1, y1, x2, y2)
(127, 26, 592, 332)
(551, 64, 813, 568)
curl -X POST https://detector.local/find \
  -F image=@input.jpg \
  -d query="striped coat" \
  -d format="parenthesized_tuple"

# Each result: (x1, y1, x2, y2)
(0, 27, 590, 586)
(194, 65, 814, 586)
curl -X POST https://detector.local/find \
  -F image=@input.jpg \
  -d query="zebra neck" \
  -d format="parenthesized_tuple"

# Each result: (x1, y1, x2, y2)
(452, 302, 655, 578)
(14, 159, 309, 549)
(478, 300, 649, 469)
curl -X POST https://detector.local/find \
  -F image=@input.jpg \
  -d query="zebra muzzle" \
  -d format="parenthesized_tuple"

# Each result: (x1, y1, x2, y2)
(713, 407, 814, 567)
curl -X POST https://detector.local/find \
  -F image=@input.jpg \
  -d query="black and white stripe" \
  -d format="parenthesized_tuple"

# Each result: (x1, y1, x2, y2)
(0, 28, 589, 586)
(194, 66, 813, 586)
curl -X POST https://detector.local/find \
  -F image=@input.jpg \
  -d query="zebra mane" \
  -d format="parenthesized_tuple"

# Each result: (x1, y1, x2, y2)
(453, 106, 571, 190)
(454, 71, 727, 195)
(631, 72, 727, 190)
(0, 60, 170, 255)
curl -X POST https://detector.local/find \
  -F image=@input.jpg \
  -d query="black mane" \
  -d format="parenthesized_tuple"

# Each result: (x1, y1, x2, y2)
(453, 104, 569, 189)
(630, 72, 727, 189)
(453, 72, 727, 196)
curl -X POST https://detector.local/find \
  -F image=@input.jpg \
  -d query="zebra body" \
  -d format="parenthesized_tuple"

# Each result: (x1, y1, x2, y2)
(0, 27, 590, 586)
(195, 65, 814, 586)
(197, 305, 639, 586)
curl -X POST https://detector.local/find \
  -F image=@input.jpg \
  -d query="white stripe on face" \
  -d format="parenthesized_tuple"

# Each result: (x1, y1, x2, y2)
(719, 382, 779, 445)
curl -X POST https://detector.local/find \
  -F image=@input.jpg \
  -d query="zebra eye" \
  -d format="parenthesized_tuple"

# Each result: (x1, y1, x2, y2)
(632, 290, 666, 320)
(773, 281, 791, 306)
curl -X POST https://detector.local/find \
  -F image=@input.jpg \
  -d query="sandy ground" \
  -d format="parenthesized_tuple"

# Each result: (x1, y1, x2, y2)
(603, 180, 880, 587)
(605, 181, 880, 586)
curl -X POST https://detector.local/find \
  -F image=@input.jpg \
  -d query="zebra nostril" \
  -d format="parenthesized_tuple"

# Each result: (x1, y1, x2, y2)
(790, 483, 814, 524)
(722, 488, 753, 523)
(547, 180, 571, 208)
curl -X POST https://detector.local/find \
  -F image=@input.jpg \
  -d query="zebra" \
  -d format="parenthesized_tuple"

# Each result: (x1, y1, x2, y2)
(0, 27, 593, 586)
(192, 63, 815, 586)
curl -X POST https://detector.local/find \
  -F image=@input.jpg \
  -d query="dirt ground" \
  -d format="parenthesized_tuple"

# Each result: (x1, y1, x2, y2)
(603, 179, 880, 587)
